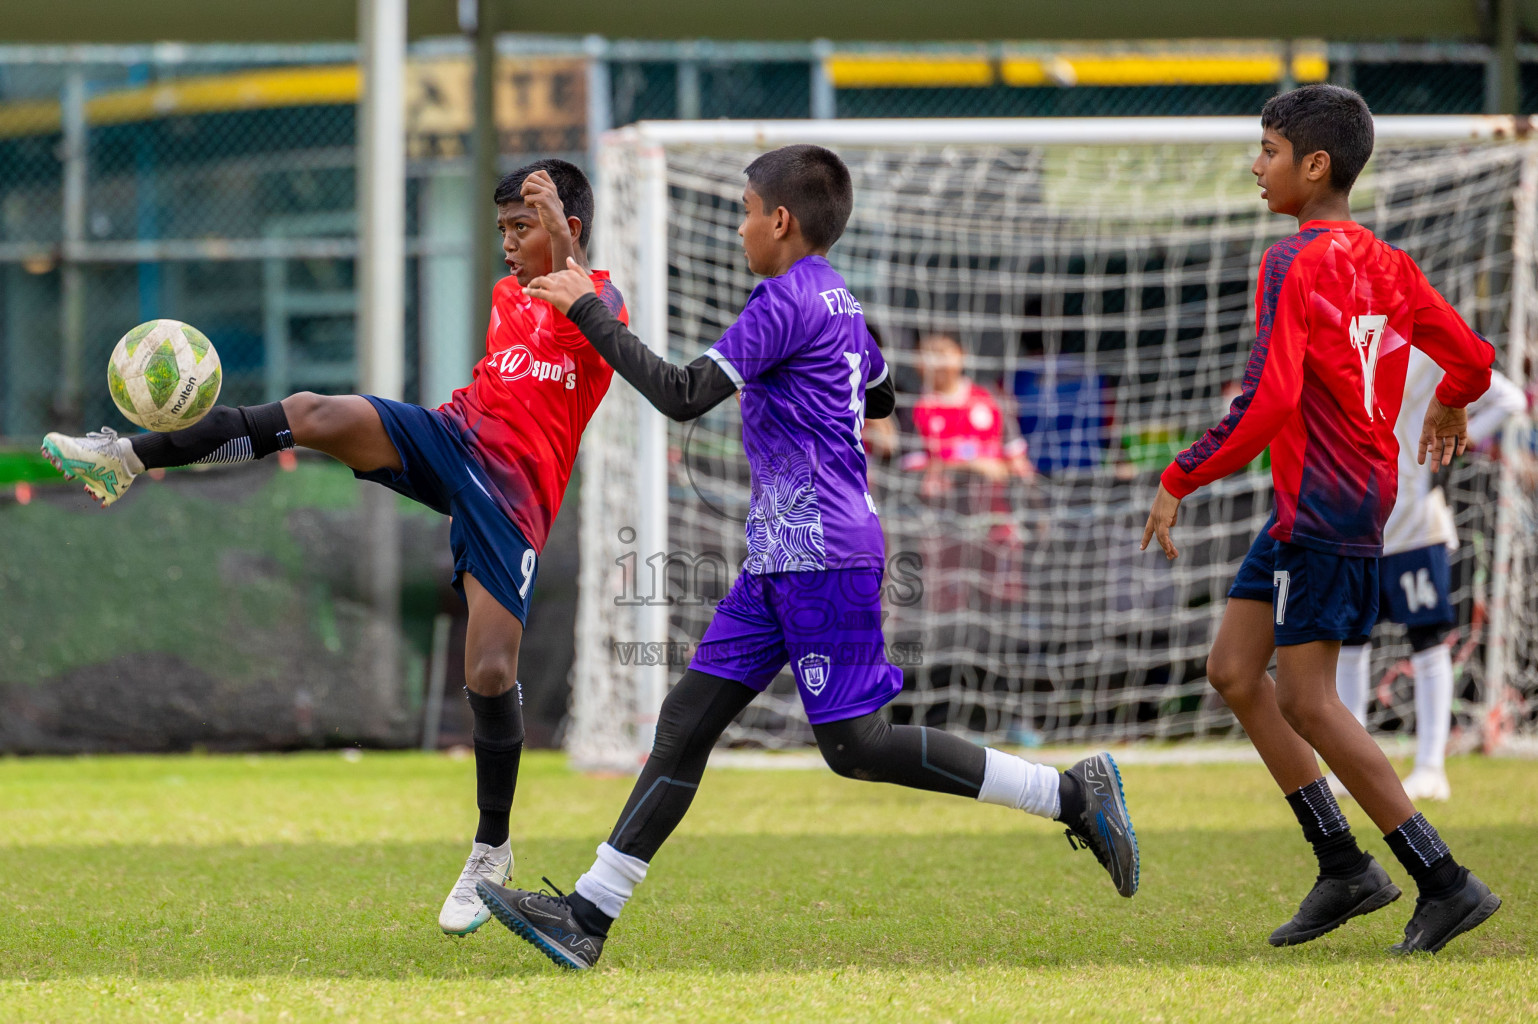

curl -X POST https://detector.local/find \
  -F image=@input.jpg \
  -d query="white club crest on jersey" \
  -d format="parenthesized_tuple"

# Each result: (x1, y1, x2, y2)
(1348, 314, 1387, 418)
(798, 652, 831, 695)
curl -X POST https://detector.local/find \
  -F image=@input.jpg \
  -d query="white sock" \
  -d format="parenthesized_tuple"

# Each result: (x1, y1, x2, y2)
(573, 842, 648, 920)
(1412, 645, 1454, 772)
(976, 747, 1061, 820)
(117, 438, 145, 475)
(1335, 643, 1371, 726)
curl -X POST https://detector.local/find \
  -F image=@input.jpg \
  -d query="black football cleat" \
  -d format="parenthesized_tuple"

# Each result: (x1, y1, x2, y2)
(1268, 855, 1402, 947)
(1391, 869, 1501, 954)
(476, 877, 605, 970)
(1061, 752, 1140, 897)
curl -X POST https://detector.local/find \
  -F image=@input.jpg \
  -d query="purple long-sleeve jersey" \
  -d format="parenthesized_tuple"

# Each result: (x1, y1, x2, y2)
(703, 255, 888, 575)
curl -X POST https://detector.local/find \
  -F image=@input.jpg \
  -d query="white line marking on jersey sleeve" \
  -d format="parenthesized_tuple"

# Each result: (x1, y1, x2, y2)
(703, 348, 744, 389)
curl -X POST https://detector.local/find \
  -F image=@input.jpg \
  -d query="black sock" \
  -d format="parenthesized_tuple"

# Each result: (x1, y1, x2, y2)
(131, 402, 294, 469)
(567, 891, 613, 937)
(1384, 812, 1464, 899)
(1285, 778, 1367, 878)
(466, 685, 524, 848)
(1056, 771, 1086, 824)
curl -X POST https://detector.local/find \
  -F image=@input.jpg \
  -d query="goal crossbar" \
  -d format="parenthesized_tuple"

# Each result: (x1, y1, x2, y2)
(613, 114, 1536, 149)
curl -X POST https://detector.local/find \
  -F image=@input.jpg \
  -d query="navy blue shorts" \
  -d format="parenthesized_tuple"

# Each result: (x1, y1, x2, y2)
(354, 396, 538, 623)
(1228, 517, 1379, 646)
(1379, 544, 1455, 628)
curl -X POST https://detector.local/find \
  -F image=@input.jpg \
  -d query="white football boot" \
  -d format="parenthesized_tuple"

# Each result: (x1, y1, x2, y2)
(1402, 767, 1451, 802)
(41, 428, 137, 508)
(439, 840, 513, 935)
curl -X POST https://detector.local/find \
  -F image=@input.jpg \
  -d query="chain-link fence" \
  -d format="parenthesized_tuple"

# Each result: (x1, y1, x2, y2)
(3, 37, 1536, 752)
(0, 42, 582, 751)
(9, 38, 1538, 442)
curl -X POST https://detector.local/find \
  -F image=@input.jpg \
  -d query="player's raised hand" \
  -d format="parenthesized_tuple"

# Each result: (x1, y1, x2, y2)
(1140, 483, 1182, 561)
(525, 256, 596, 314)
(521, 170, 569, 236)
(1417, 396, 1469, 468)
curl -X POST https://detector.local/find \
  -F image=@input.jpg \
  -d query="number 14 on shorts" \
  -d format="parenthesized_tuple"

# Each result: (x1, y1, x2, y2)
(1400, 567, 1436, 613)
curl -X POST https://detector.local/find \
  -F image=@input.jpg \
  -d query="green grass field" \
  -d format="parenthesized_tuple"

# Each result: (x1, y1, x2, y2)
(1, 751, 1533, 1022)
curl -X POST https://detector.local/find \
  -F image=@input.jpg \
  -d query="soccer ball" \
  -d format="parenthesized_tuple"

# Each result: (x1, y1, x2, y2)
(108, 319, 222, 432)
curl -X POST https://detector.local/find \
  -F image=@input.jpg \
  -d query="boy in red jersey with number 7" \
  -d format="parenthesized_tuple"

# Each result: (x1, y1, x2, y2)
(1141, 85, 1501, 954)
(41, 160, 627, 938)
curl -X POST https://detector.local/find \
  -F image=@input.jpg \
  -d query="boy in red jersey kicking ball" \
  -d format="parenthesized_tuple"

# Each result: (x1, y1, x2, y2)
(41, 161, 627, 937)
(1142, 85, 1501, 954)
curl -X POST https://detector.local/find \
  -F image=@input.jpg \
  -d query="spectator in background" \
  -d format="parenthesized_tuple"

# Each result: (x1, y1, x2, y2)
(903, 332, 1033, 499)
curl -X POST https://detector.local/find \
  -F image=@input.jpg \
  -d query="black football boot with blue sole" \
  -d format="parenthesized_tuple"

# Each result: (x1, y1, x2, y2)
(477, 878, 604, 970)
(1062, 752, 1140, 898)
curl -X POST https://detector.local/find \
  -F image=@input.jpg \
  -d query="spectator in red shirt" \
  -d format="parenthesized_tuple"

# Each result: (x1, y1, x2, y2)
(902, 332, 1032, 499)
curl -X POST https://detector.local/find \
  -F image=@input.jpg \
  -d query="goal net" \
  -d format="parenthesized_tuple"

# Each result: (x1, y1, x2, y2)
(570, 117, 1538, 771)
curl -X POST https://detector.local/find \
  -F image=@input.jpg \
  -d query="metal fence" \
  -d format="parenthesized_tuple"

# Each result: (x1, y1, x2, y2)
(3, 36, 1537, 751)
(8, 38, 1538, 441)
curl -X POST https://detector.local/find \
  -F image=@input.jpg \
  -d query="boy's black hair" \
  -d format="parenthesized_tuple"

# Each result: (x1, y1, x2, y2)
(494, 158, 594, 249)
(1260, 84, 1375, 193)
(744, 144, 854, 250)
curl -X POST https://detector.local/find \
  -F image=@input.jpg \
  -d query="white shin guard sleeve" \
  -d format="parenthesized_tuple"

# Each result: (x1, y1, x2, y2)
(1412, 645, 1454, 772)
(1335, 643, 1372, 726)
(574, 842, 649, 920)
(976, 747, 1061, 820)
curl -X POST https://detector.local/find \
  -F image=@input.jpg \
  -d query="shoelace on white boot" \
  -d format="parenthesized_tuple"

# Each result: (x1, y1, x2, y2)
(449, 846, 506, 906)
(449, 842, 510, 904)
(83, 426, 122, 449)
(82, 427, 136, 477)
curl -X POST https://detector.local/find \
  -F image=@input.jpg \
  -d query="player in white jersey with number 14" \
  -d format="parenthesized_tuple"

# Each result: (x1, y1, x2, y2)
(1333, 349, 1526, 802)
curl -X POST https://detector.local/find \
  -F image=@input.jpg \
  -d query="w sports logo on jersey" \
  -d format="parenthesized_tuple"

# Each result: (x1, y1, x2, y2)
(494, 345, 577, 390)
(1349, 314, 1387, 418)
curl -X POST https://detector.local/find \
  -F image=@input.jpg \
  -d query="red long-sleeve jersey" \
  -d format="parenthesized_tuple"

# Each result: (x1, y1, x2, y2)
(438, 272, 627, 551)
(1161, 220, 1494, 556)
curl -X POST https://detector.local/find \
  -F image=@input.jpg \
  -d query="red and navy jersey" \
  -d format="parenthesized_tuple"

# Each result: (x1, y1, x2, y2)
(438, 272, 627, 552)
(1161, 221, 1494, 556)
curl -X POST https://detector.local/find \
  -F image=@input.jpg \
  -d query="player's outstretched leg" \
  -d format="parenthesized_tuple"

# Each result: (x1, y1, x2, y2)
(812, 712, 1138, 897)
(480, 669, 756, 969)
(41, 393, 402, 507)
(42, 402, 298, 507)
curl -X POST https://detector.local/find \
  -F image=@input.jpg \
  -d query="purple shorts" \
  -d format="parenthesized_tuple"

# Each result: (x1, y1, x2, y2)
(689, 567, 903, 725)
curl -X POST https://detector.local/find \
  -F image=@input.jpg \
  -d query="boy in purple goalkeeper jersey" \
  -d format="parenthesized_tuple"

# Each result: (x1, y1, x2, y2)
(476, 145, 1139, 971)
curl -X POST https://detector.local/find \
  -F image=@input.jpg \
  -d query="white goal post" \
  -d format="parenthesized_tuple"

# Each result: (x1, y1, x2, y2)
(570, 115, 1538, 772)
